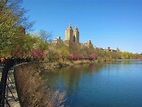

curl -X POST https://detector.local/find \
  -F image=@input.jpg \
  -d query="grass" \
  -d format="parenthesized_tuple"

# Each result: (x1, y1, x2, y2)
(14, 63, 66, 107)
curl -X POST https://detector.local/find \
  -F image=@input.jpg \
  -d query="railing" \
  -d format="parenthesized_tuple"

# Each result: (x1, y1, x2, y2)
(0, 58, 15, 107)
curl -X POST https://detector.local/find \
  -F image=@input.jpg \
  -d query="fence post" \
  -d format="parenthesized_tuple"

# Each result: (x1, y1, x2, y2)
(0, 58, 14, 107)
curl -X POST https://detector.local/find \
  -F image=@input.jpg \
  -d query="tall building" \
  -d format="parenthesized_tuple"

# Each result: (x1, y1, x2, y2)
(73, 27, 79, 43)
(54, 24, 92, 47)
(65, 25, 79, 44)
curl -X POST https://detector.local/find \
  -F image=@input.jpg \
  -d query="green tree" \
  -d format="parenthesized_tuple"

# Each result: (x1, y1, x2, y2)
(58, 45, 70, 61)
(121, 52, 131, 59)
(31, 31, 50, 52)
(0, 0, 33, 57)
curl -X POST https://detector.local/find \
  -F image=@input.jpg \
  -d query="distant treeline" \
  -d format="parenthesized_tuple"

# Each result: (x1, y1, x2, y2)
(1, 0, 142, 63)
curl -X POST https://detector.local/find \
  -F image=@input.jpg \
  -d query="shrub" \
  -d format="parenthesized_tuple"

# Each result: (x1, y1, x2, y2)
(30, 50, 46, 60)
(88, 54, 97, 60)
(67, 54, 83, 60)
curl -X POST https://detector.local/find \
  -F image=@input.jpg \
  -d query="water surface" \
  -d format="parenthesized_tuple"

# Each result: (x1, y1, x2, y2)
(43, 60, 142, 107)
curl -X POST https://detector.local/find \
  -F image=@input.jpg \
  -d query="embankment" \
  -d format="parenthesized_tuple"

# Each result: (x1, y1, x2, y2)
(39, 59, 97, 70)
(14, 63, 65, 107)
(13, 60, 96, 106)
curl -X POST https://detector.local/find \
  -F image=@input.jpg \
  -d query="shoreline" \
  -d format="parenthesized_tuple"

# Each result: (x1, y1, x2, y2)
(38, 59, 98, 70)
(11, 58, 141, 106)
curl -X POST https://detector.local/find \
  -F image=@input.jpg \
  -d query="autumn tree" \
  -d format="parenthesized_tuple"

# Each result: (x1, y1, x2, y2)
(0, 0, 33, 57)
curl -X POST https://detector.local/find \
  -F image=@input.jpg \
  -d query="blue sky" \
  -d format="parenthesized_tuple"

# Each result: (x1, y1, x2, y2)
(23, 0, 142, 53)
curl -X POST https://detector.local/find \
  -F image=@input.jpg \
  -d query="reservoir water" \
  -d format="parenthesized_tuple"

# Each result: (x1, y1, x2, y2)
(43, 60, 142, 107)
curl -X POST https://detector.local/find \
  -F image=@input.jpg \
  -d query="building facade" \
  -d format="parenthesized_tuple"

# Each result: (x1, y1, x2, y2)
(54, 24, 92, 47)
(65, 25, 79, 44)
(54, 36, 62, 44)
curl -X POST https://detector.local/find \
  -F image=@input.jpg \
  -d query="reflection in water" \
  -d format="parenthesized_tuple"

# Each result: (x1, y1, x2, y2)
(43, 63, 104, 91)
(42, 63, 104, 106)
(42, 60, 142, 107)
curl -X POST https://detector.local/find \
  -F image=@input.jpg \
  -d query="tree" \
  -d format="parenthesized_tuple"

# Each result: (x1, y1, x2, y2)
(30, 50, 46, 61)
(88, 54, 97, 60)
(80, 45, 96, 58)
(68, 41, 81, 55)
(39, 30, 51, 43)
(0, 0, 33, 57)
(58, 45, 70, 61)
(31, 31, 50, 53)
(121, 52, 131, 59)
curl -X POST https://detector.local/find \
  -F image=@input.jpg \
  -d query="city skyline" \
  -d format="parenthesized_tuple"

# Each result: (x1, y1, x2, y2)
(23, 0, 142, 53)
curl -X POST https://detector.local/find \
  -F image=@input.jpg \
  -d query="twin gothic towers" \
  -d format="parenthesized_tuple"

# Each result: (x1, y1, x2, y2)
(65, 25, 79, 44)
(54, 25, 92, 46)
